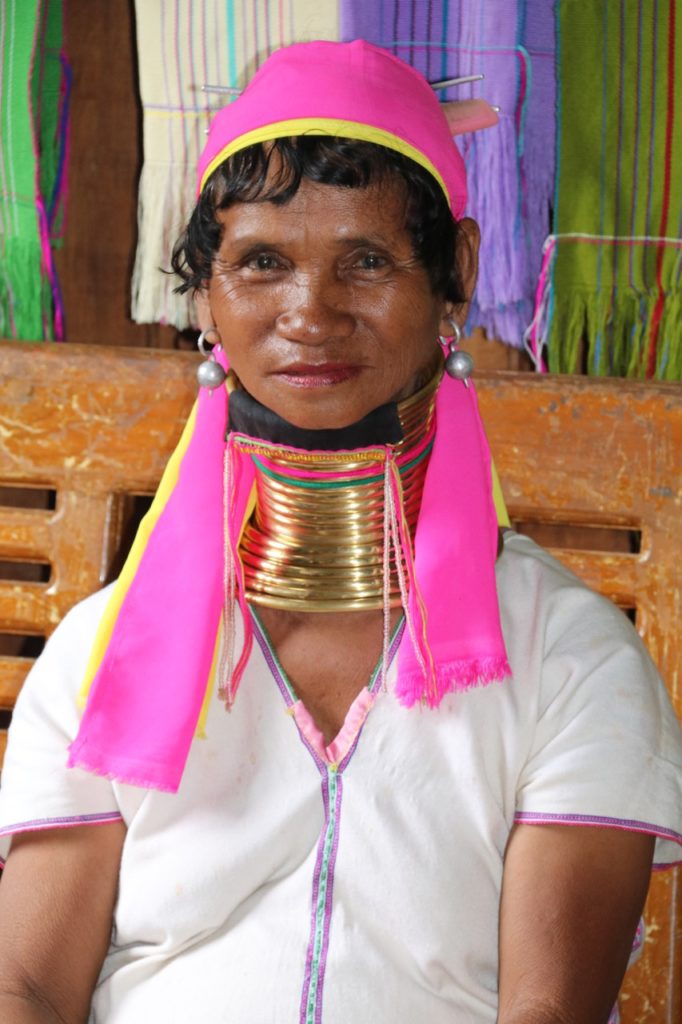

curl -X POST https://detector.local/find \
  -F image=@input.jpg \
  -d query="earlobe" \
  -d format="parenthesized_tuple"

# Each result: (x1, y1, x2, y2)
(440, 217, 480, 334)
(456, 217, 480, 304)
(193, 286, 213, 332)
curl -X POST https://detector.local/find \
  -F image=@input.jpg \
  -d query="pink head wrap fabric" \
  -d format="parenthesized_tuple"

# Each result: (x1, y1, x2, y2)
(68, 40, 510, 793)
(198, 39, 470, 215)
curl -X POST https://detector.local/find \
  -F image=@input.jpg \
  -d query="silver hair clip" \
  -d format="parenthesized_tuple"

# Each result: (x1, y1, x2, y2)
(430, 73, 484, 90)
(201, 84, 243, 96)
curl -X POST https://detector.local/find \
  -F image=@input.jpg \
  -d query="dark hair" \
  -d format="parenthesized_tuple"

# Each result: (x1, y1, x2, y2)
(170, 136, 465, 303)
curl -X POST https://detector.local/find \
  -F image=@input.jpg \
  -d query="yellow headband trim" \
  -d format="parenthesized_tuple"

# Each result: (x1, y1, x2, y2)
(200, 118, 450, 204)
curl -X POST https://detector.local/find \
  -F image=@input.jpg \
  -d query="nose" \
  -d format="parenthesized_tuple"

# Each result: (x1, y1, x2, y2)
(274, 274, 355, 345)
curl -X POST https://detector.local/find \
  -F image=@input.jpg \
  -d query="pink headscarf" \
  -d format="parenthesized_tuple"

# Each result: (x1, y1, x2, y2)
(198, 39, 474, 214)
(68, 40, 510, 793)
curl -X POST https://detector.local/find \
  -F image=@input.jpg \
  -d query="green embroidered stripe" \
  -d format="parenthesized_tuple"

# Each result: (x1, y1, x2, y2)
(306, 768, 338, 1024)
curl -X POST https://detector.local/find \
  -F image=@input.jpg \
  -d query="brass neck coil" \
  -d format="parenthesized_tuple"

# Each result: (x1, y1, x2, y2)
(236, 367, 442, 612)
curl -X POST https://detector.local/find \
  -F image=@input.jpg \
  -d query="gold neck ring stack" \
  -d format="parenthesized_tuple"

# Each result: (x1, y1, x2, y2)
(235, 366, 442, 613)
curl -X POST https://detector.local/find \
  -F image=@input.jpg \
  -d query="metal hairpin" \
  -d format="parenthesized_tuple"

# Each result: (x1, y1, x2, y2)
(430, 72, 484, 90)
(201, 84, 242, 95)
(201, 72, 485, 98)
(199, 71, 499, 134)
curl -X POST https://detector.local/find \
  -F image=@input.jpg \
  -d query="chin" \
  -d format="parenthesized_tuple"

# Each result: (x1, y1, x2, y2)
(273, 405, 369, 432)
(258, 384, 377, 432)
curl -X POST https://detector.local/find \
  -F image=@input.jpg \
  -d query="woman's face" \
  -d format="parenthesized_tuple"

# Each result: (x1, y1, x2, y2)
(204, 175, 475, 430)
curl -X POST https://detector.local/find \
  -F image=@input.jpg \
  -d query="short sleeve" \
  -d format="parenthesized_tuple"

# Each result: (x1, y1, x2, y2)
(502, 535, 682, 867)
(0, 586, 122, 862)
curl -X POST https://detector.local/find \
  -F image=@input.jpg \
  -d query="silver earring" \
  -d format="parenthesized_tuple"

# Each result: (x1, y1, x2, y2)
(197, 327, 227, 390)
(442, 319, 474, 387)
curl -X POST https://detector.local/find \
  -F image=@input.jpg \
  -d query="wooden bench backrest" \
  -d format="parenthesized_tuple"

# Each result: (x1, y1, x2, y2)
(0, 340, 680, 1022)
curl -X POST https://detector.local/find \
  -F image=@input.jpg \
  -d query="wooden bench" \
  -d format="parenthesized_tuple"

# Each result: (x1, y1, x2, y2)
(0, 339, 680, 1022)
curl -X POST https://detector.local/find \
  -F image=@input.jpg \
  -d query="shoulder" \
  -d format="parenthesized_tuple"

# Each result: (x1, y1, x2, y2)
(494, 530, 669, 719)
(496, 529, 645, 657)
(7, 584, 116, 744)
(31, 585, 114, 684)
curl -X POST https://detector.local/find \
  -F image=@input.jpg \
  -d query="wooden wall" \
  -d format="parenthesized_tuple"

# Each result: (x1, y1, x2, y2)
(53, 0, 530, 370)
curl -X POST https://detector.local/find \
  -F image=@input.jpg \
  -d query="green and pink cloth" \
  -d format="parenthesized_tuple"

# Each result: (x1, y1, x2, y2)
(528, 0, 682, 379)
(0, 0, 68, 340)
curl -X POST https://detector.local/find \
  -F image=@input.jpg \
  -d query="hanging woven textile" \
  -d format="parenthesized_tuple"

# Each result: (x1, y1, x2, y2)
(0, 0, 68, 341)
(340, 0, 556, 348)
(131, 0, 341, 330)
(529, 0, 682, 379)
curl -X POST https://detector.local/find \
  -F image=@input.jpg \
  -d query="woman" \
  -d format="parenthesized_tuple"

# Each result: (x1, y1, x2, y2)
(0, 40, 680, 1024)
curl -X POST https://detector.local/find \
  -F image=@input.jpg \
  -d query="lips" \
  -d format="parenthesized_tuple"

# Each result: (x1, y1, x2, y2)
(274, 363, 362, 387)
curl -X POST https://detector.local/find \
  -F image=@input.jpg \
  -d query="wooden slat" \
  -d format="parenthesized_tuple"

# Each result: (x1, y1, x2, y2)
(0, 508, 53, 560)
(546, 548, 640, 605)
(0, 343, 196, 490)
(0, 658, 28, 707)
(0, 583, 56, 634)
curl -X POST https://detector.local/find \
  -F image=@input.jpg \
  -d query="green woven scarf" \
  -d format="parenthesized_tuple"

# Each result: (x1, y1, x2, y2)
(545, 0, 681, 379)
(0, 0, 64, 341)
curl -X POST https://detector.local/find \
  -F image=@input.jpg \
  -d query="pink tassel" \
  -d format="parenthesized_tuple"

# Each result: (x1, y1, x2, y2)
(386, 456, 438, 705)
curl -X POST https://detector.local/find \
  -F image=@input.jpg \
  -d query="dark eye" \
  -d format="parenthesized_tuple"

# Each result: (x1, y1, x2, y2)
(247, 252, 280, 271)
(356, 252, 387, 271)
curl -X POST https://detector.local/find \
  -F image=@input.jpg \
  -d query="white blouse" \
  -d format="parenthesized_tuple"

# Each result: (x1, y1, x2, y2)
(1, 533, 680, 1023)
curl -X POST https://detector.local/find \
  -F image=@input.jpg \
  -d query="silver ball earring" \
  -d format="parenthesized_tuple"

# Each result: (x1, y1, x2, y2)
(196, 327, 227, 390)
(441, 319, 474, 387)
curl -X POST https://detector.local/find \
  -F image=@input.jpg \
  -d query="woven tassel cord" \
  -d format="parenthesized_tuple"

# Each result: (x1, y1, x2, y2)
(535, 0, 682, 380)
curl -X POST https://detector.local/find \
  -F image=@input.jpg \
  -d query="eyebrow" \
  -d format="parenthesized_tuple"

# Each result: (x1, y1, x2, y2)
(222, 231, 398, 251)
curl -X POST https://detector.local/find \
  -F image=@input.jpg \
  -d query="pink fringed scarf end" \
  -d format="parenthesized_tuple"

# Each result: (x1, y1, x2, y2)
(392, 376, 512, 707)
(394, 656, 513, 709)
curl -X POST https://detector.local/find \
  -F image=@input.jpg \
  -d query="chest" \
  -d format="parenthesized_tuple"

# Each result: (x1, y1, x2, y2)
(256, 606, 402, 743)
(111, 660, 518, 1022)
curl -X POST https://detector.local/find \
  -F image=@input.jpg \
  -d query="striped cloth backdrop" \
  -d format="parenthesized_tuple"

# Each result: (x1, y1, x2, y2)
(340, 0, 556, 348)
(0, 0, 68, 340)
(528, 0, 682, 379)
(131, 0, 340, 330)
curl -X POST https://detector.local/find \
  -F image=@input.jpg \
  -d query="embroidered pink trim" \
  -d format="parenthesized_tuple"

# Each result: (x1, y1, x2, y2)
(291, 689, 375, 766)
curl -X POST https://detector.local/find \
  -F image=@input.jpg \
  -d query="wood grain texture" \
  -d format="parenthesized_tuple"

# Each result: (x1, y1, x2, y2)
(0, 340, 679, 1020)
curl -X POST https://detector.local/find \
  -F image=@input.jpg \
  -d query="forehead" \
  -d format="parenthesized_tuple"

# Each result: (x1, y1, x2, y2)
(215, 176, 413, 250)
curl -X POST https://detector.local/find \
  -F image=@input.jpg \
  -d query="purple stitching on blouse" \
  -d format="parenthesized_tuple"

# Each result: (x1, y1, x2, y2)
(315, 775, 343, 1024)
(514, 811, 682, 846)
(0, 812, 124, 867)
(0, 811, 123, 837)
(299, 774, 331, 1020)
(251, 614, 327, 773)
(253, 611, 406, 1023)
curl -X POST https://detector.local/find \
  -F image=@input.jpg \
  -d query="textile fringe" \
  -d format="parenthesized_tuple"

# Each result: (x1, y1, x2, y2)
(534, 272, 682, 380)
(130, 163, 198, 328)
(520, 1, 556, 289)
(0, 238, 53, 340)
(384, 453, 508, 711)
(395, 657, 511, 710)
(466, 115, 530, 346)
